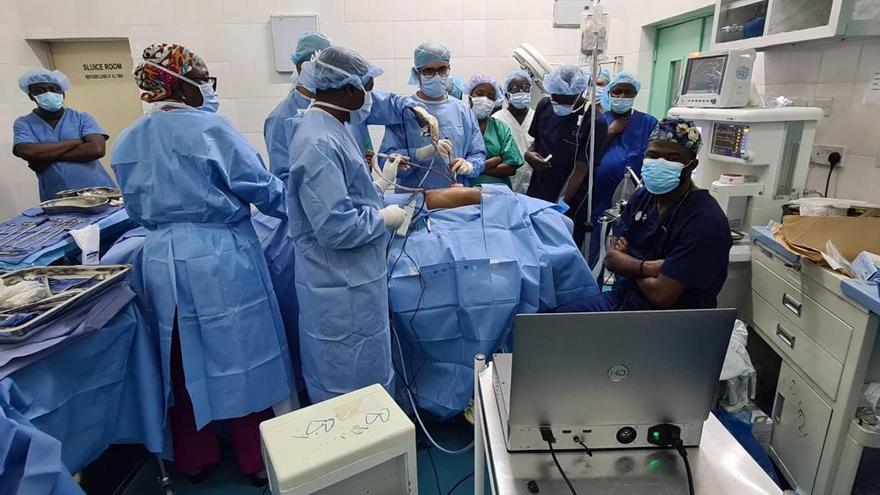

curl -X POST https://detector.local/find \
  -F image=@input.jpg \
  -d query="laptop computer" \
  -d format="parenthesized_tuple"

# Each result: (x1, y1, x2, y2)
(493, 309, 736, 451)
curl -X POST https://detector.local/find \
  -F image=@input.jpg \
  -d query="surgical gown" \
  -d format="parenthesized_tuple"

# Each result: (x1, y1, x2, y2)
(13, 109, 116, 202)
(286, 108, 393, 403)
(264, 89, 373, 182)
(111, 108, 292, 429)
(379, 95, 486, 189)
(589, 110, 657, 266)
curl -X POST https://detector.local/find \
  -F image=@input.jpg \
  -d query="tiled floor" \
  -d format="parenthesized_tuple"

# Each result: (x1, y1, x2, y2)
(172, 420, 484, 495)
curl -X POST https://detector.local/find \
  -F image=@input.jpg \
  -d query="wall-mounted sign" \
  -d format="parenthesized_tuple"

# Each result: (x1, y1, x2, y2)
(82, 61, 126, 80)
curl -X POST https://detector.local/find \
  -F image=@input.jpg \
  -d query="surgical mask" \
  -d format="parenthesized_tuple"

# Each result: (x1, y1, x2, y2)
(642, 158, 685, 195)
(420, 74, 448, 99)
(196, 83, 220, 113)
(470, 95, 494, 120)
(142, 61, 219, 113)
(552, 101, 574, 117)
(609, 97, 635, 114)
(292, 89, 313, 111)
(349, 90, 373, 125)
(313, 89, 373, 125)
(508, 92, 531, 109)
(35, 92, 64, 112)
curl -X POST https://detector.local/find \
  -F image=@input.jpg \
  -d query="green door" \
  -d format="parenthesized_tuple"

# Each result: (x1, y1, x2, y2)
(648, 15, 714, 119)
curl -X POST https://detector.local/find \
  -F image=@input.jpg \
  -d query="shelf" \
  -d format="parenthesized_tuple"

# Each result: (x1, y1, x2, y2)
(721, 0, 766, 11)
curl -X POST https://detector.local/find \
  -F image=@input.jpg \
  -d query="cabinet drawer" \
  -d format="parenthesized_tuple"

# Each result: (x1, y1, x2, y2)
(752, 259, 852, 362)
(770, 363, 833, 494)
(752, 291, 843, 399)
(754, 243, 803, 290)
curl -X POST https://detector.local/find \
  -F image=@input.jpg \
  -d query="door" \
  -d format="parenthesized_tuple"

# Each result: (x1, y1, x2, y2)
(647, 15, 714, 119)
(48, 40, 144, 180)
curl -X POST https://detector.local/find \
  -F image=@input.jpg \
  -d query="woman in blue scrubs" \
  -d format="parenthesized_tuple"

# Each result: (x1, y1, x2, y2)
(589, 72, 658, 267)
(12, 69, 116, 202)
(113, 43, 291, 486)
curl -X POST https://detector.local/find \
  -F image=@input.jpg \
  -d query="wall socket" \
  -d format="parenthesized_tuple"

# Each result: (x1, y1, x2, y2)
(811, 144, 846, 166)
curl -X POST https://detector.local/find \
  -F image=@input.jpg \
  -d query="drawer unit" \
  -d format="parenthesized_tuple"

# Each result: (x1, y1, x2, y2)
(754, 243, 803, 290)
(752, 290, 843, 400)
(752, 258, 853, 363)
(770, 362, 833, 494)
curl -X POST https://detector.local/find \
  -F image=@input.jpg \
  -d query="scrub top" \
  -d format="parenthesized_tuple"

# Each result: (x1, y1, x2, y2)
(471, 117, 523, 188)
(526, 97, 608, 202)
(13, 109, 116, 202)
(569, 186, 731, 312)
(588, 109, 658, 265)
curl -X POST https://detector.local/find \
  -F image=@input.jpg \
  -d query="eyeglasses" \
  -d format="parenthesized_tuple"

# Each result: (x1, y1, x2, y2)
(418, 66, 450, 78)
(507, 83, 531, 93)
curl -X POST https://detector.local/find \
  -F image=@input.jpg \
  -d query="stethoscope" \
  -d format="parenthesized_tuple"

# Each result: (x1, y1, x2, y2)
(632, 183, 696, 258)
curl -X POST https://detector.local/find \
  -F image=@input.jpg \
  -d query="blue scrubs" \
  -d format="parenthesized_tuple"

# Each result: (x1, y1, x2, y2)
(13, 109, 116, 202)
(556, 187, 732, 312)
(526, 97, 608, 203)
(588, 110, 658, 266)
(287, 108, 393, 403)
(379, 95, 486, 189)
(112, 108, 292, 429)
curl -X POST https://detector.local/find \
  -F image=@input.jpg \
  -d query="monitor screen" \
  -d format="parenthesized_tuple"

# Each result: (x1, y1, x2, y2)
(683, 55, 728, 95)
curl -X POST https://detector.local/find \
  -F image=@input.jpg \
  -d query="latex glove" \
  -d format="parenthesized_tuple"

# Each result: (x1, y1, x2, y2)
(415, 139, 453, 160)
(450, 158, 474, 177)
(380, 205, 407, 230)
(373, 154, 403, 193)
(409, 106, 440, 141)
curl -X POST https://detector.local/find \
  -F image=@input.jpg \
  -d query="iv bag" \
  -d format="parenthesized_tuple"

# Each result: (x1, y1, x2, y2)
(580, 6, 609, 59)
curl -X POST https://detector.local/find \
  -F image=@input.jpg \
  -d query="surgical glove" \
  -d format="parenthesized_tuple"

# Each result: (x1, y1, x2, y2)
(409, 106, 440, 141)
(415, 139, 453, 160)
(380, 205, 407, 230)
(373, 154, 403, 193)
(450, 158, 474, 177)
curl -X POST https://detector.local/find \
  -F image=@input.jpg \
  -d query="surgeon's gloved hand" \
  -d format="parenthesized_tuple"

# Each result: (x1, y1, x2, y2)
(380, 205, 407, 230)
(415, 139, 454, 160)
(409, 106, 440, 141)
(373, 154, 403, 193)
(450, 158, 474, 177)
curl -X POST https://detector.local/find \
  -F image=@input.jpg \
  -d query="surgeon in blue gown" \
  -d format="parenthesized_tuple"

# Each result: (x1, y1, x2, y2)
(12, 69, 116, 202)
(589, 72, 658, 268)
(264, 31, 374, 181)
(379, 42, 486, 189)
(287, 47, 408, 403)
(112, 43, 291, 485)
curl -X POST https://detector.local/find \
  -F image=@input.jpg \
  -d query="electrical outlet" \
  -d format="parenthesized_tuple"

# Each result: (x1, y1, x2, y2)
(811, 144, 846, 166)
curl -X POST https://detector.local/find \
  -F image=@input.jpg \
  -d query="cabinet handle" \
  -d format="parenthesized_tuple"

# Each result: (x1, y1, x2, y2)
(782, 293, 802, 317)
(776, 324, 796, 349)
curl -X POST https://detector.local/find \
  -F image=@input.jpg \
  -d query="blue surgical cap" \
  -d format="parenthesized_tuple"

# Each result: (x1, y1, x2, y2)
(290, 31, 333, 65)
(503, 70, 531, 93)
(413, 42, 451, 69)
(465, 74, 503, 107)
(446, 75, 466, 99)
(409, 42, 452, 85)
(18, 69, 71, 93)
(543, 65, 588, 96)
(300, 47, 383, 91)
(593, 69, 611, 84)
(607, 71, 642, 94)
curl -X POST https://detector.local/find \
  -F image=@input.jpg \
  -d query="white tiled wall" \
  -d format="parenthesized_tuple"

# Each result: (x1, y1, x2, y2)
(2, 0, 592, 219)
(3, 0, 878, 217)
(757, 39, 880, 203)
(0, 1, 44, 220)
